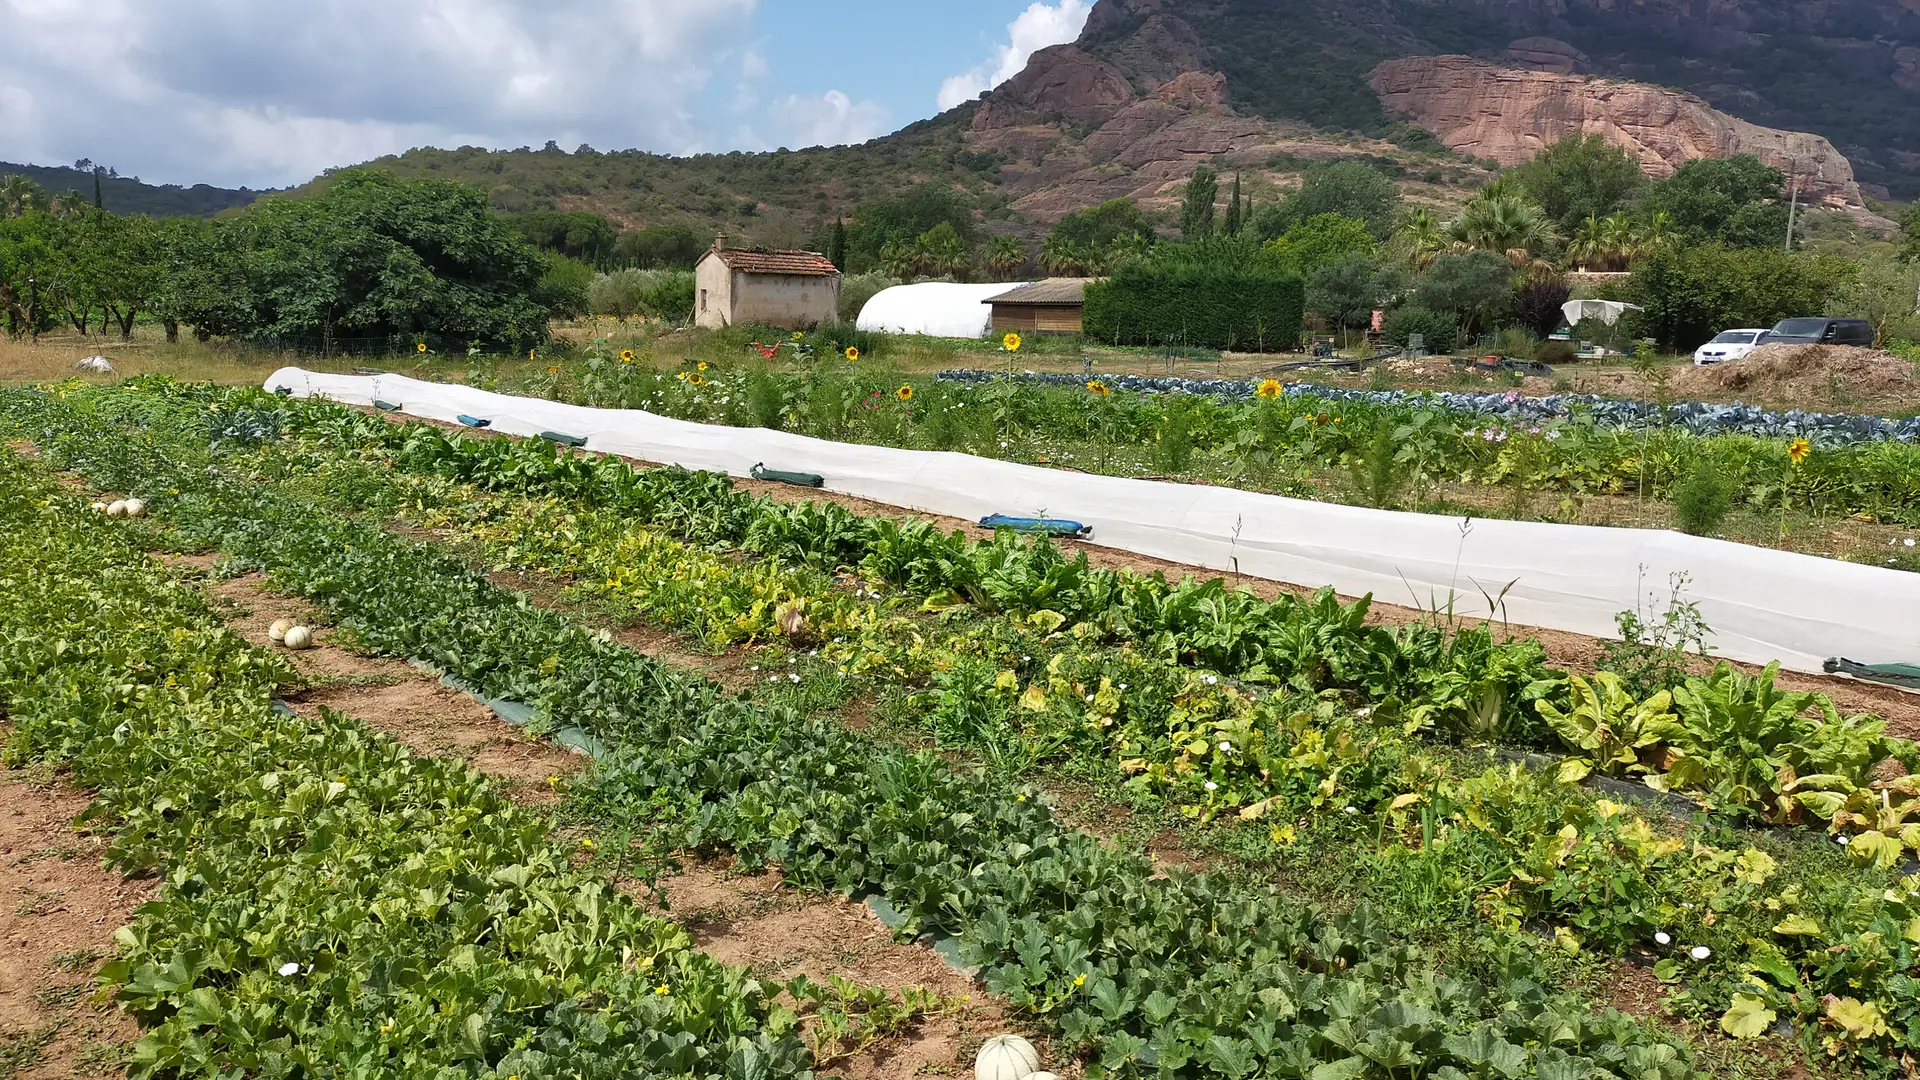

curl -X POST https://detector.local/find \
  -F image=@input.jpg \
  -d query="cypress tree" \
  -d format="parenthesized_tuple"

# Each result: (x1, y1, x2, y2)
(1224, 174, 1244, 236)
(827, 217, 847, 270)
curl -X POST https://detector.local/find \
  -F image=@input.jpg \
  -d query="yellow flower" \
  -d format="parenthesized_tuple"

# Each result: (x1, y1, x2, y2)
(1255, 378, 1284, 400)
(529, 349, 536, 362)
(688, 373, 707, 387)
(580, 838, 596, 849)
(896, 385, 914, 402)
(1073, 974, 1087, 988)
(1003, 332, 1023, 352)
(416, 343, 428, 353)
(1086, 380, 1110, 396)
(620, 349, 635, 363)
(548, 365, 561, 376)
(792, 331, 803, 340)
(1788, 437, 1812, 465)
(845, 346, 859, 361)
(654, 984, 670, 995)
(697, 361, 709, 372)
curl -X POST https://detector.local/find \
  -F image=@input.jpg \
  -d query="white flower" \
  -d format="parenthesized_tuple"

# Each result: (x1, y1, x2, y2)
(1344, 805, 1359, 815)
(278, 962, 301, 977)
(1654, 932, 1672, 946)
(1838, 835, 1851, 846)
(1908, 539, 1917, 548)
(1219, 741, 1234, 753)
(1690, 946, 1712, 961)
(1204, 781, 1219, 791)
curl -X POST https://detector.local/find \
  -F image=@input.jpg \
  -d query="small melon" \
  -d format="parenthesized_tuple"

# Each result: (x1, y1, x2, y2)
(283, 626, 315, 651)
(975, 1034, 1040, 1080)
(90, 501, 108, 512)
(106, 500, 129, 516)
(268, 619, 293, 643)
(122, 498, 147, 517)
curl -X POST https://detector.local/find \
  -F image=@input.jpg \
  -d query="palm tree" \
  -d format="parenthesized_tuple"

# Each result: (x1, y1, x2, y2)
(1637, 211, 1678, 255)
(981, 235, 1027, 279)
(1040, 234, 1094, 276)
(1567, 214, 1607, 271)
(1396, 207, 1444, 271)
(1448, 192, 1559, 267)
(0, 174, 47, 218)
(917, 223, 971, 280)
(879, 239, 922, 281)
(1102, 231, 1153, 273)
(50, 189, 89, 220)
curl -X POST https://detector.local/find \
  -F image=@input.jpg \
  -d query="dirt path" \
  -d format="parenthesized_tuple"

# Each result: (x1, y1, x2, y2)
(0, 768, 146, 1079)
(169, 558, 1036, 1079)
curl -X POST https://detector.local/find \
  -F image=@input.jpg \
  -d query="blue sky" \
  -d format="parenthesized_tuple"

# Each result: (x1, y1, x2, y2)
(0, 0, 1093, 189)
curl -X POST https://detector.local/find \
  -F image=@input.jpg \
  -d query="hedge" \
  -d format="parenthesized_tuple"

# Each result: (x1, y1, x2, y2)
(1084, 262, 1305, 351)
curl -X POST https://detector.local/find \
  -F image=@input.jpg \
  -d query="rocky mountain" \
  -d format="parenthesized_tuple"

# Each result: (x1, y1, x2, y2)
(981, 0, 1920, 201)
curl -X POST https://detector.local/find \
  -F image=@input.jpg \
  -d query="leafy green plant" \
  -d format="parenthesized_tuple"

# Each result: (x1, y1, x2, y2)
(1597, 572, 1714, 698)
(1670, 456, 1735, 536)
(1535, 673, 1677, 781)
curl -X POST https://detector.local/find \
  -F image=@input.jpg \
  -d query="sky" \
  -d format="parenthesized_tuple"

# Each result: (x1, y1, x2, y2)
(0, 0, 1094, 191)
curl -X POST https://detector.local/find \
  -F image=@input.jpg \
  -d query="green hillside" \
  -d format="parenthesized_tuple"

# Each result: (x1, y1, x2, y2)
(0, 161, 264, 217)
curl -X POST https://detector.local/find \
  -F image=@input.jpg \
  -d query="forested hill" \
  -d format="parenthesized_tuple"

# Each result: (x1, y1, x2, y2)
(325, 109, 1003, 249)
(0, 161, 264, 217)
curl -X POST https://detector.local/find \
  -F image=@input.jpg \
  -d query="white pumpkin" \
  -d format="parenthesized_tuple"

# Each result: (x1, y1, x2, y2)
(106, 500, 129, 516)
(268, 619, 293, 643)
(975, 1035, 1040, 1080)
(283, 626, 315, 651)
(91, 501, 108, 513)
(122, 498, 147, 517)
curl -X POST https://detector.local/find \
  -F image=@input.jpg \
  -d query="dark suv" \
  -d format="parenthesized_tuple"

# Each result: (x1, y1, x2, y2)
(1761, 317, 1875, 347)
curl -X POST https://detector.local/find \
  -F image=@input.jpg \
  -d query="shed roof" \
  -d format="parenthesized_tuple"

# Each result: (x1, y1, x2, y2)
(983, 278, 1092, 306)
(709, 248, 840, 277)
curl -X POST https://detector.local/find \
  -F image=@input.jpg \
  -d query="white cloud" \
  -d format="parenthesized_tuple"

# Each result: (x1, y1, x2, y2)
(741, 50, 770, 80)
(0, 0, 757, 188)
(766, 90, 890, 149)
(936, 0, 1093, 112)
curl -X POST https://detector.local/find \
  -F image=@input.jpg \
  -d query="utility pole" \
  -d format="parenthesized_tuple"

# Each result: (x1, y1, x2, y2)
(1784, 158, 1800, 252)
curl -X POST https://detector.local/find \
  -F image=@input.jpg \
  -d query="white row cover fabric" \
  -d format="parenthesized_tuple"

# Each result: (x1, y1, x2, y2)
(1562, 300, 1643, 327)
(267, 368, 1920, 676)
(856, 282, 1027, 339)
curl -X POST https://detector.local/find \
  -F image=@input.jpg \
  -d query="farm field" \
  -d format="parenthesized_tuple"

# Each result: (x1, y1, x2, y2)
(7, 376, 1920, 1079)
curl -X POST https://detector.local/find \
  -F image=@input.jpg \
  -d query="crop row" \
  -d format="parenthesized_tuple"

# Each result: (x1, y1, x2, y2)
(548, 360, 1920, 529)
(229, 395, 1920, 1071)
(0, 448, 810, 1080)
(42, 380, 1920, 1071)
(934, 370, 1920, 446)
(4, 383, 1703, 1080)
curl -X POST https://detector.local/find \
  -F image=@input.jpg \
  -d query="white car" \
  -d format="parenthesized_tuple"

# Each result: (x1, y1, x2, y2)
(1693, 329, 1769, 365)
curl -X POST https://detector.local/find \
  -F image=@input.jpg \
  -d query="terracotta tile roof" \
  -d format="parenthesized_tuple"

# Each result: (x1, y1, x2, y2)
(711, 248, 840, 277)
(983, 278, 1093, 305)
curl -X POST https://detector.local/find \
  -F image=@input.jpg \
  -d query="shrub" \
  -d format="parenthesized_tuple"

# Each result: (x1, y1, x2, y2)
(1084, 259, 1305, 351)
(1381, 306, 1458, 354)
(1536, 340, 1578, 365)
(587, 269, 695, 323)
(1671, 456, 1736, 537)
(838, 271, 898, 324)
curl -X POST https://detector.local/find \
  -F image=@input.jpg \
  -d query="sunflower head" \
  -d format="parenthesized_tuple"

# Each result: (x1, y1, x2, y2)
(1789, 437, 1812, 465)
(548, 365, 561, 376)
(1004, 332, 1023, 352)
(688, 373, 707, 387)
(845, 346, 860, 361)
(1255, 378, 1284, 400)
(792, 331, 804, 341)
(417, 342, 428, 353)
(896, 385, 914, 402)
(620, 349, 635, 363)
(1086, 380, 1110, 396)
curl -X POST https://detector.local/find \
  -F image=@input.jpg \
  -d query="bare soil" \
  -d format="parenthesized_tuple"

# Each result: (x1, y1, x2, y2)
(0, 767, 146, 1079)
(1669, 345, 1920, 413)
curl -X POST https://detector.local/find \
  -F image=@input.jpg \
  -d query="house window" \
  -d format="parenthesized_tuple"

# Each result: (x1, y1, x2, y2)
(700, 289, 708, 312)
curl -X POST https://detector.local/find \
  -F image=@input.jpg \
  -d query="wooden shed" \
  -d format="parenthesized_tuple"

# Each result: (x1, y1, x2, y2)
(983, 278, 1091, 334)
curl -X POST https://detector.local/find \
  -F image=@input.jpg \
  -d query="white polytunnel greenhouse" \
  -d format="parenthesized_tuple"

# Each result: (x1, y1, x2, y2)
(855, 282, 1028, 339)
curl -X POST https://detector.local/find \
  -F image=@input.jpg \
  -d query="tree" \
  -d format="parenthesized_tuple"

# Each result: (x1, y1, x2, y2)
(0, 175, 47, 219)
(612, 226, 702, 270)
(0, 212, 60, 339)
(1415, 250, 1515, 340)
(1394, 208, 1444, 271)
(1516, 276, 1573, 338)
(1507, 134, 1648, 233)
(846, 183, 977, 272)
(916, 222, 971, 280)
(1625, 244, 1859, 349)
(1639, 156, 1789, 249)
(1180, 166, 1218, 241)
(1050, 198, 1154, 271)
(981, 235, 1027, 279)
(827, 218, 847, 271)
(1266, 214, 1376, 276)
(1447, 192, 1558, 266)
(1900, 203, 1920, 316)
(1040, 234, 1095, 276)
(1306, 254, 1404, 347)
(1224, 174, 1244, 236)
(1253, 161, 1402, 241)
(508, 211, 619, 266)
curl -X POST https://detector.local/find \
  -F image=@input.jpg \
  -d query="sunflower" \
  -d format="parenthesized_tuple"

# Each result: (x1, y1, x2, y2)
(1004, 332, 1023, 352)
(687, 373, 707, 387)
(619, 349, 635, 363)
(792, 331, 804, 341)
(697, 361, 710, 372)
(548, 365, 561, 376)
(417, 342, 428, 353)
(1086, 380, 1111, 396)
(895, 385, 914, 402)
(1255, 378, 1284, 400)
(1789, 437, 1812, 465)
(845, 346, 860, 361)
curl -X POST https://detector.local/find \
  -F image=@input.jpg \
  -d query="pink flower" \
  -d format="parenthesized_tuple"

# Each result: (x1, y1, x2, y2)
(1505, 390, 1522, 404)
